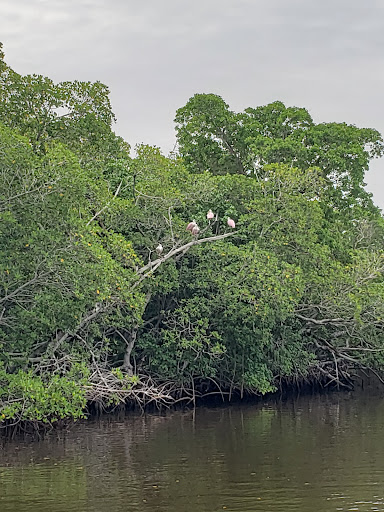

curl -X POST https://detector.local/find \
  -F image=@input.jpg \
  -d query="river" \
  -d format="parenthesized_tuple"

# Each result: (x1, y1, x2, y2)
(1, 392, 384, 511)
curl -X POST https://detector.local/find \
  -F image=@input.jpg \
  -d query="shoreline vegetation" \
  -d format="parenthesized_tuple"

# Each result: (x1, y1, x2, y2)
(2, 41, 384, 434)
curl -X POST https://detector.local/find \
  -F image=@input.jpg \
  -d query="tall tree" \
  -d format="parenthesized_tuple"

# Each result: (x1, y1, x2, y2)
(175, 94, 384, 211)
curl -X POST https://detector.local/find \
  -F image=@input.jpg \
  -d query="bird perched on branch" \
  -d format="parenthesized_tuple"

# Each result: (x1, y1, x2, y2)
(186, 220, 197, 232)
(192, 225, 200, 236)
(207, 209, 214, 220)
(156, 243, 163, 256)
(227, 217, 235, 228)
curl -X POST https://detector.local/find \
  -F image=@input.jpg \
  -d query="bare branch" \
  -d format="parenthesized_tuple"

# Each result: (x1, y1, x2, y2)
(295, 313, 346, 325)
(0, 271, 52, 305)
(46, 231, 237, 357)
(48, 302, 106, 355)
(86, 180, 122, 226)
(138, 231, 237, 275)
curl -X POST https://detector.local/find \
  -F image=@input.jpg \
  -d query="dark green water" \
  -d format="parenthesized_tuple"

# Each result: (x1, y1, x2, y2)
(1, 393, 384, 511)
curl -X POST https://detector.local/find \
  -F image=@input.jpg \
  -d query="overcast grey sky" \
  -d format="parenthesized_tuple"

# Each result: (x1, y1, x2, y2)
(2, 0, 384, 207)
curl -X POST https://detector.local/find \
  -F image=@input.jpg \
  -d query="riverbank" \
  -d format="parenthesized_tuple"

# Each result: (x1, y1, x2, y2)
(2, 368, 383, 439)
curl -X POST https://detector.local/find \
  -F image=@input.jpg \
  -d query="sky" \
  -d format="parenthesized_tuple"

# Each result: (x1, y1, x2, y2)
(1, 0, 384, 207)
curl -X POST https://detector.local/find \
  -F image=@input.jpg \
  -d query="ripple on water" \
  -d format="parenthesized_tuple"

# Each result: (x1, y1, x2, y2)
(2, 395, 384, 511)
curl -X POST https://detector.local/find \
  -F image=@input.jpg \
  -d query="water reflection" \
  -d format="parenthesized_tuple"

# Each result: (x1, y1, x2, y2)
(1, 393, 384, 511)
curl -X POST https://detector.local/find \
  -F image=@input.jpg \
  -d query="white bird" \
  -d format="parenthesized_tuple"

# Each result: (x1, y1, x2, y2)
(207, 209, 214, 220)
(156, 243, 163, 256)
(227, 217, 236, 228)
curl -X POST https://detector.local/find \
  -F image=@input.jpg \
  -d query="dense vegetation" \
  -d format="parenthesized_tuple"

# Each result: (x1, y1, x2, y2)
(1, 43, 384, 428)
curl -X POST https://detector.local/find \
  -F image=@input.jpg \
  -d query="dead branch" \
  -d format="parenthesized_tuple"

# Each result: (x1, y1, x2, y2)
(48, 302, 107, 355)
(295, 313, 346, 325)
(86, 180, 122, 226)
(138, 231, 237, 275)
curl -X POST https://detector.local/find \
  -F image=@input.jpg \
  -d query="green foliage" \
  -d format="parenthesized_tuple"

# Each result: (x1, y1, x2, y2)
(0, 365, 88, 423)
(1, 46, 384, 426)
(0, 50, 115, 153)
(175, 94, 384, 211)
(0, 122, 142, 361)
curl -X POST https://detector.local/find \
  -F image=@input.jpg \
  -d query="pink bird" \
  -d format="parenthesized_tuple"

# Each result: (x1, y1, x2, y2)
(192, 225, 200, 236)
(207, 209, 214, 220)
(186, 220, 197, 232)
(227, 217, 236, 229)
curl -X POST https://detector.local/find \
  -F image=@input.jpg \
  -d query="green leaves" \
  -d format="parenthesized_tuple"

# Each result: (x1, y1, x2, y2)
(0, 60, 116, 155)
(175, 94, 384, 213)
(1, 47, 384, 427)
(0, 367, 88, 423)
(175, 93, 247, 175)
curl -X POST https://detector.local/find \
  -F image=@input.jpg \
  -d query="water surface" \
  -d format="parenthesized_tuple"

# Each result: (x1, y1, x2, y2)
(1, 393, 384, 511)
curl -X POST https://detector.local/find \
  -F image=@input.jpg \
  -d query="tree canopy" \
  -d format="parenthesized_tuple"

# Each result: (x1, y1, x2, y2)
(175, 94, 384, 211)
(1, 46, 384, 430)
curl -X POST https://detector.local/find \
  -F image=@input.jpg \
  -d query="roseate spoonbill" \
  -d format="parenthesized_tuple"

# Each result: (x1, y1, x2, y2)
(192, 225, 200, 236)
(227, 217, 235, 228)
(186, 220, 197, 232)
(207, 209, 214, 220)
(156, 243, 163, 255)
